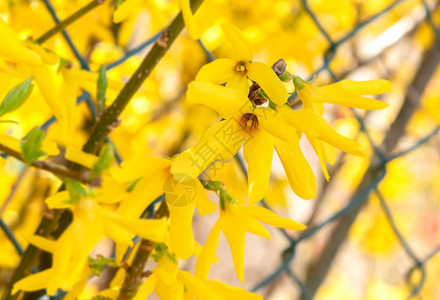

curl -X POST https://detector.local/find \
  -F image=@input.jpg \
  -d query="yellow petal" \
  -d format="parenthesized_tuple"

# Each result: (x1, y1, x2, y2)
(0, 19, 41, 66)
(116, 173, 168, 218)
(195, 179, 217, 216)
(155, 257, 184, 299)
(254, 107, 297, 142)
(196, 58, 236, 84)
(247, 62, 288, 105)
(179, 271, 224, 300)
(23, 41, 58, 65)
(49, 233, 74, 294)
(65, 146, 98, 169)
(226, 73, 250, 96)
(336, 79, 391, 95)
(27, 235, 56, 253)
(111, 157, 170, 183)
(221, 23, 253, 62)
(207, 280, 263, 300)
(171, 120, 245, 179)
(195, 220, 221, 280)
(274, 136, 316, 200)
(0, 134, 22, 152)
(187, 81, 252, 119)
(59, 67, 81, 144)
(180, 0, 200, 39)
(103, 220, 134, 246)
(220, 211, 247, 281)
(42, 140, 59, 156)
(12, 269, 53, 295)
(245, 216, 271, 239)
(243, 129, 274, 205)
(63, 268, 91, 300)
(112, 0, 142, 23)
(238, 206, 306, 230)
(322, 140, 337, 165)
(301, 81, 388, 110)
(45, 191, 72, 209)
(133, 272, 158, 300)
(280, 107, 364, 156)
(309, 138, 330, 181)
(167, 201, 196, 259)
(106, 214, 167, 243)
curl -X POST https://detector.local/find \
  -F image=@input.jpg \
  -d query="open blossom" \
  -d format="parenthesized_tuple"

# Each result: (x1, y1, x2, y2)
(195, 201, 306, 282)
(99, 251, 262, 300)
(111, 156, 216, 260)
(130, 254, 262, 300)
(292, 77, 391, 179)
(171, 81, 317, 203)
(196, 23, 288, 103)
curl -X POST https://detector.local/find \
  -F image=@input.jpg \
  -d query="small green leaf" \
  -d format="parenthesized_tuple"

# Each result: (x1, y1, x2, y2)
(20, 127, 45, 164)
(65, 179, 86, 203)
(92, 143, 114, 176)
(0, 78, 34, 118)
(88, 255, 117, 276)
(96, 65, 108, 114)
(293, 75, 305, 93)
(201, 180, 224, 191)
(279, 72, 292, 82)
(152, 243, 177, 264)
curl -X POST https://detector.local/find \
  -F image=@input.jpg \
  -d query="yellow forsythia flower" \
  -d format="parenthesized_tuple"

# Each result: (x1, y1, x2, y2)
(173, 81, 316, 202)
(196, 23, 288, 103)
(195, 201, 305, 282)
(294, 77, 390, 179)
(133, 254, 262, 299)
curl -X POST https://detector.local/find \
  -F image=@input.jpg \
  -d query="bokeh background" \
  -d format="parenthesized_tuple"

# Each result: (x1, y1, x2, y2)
(1, 0, 440, 299)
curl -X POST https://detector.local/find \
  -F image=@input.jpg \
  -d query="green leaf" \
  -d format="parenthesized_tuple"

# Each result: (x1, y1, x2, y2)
(88, 255, 117, 276)
(151, 243, 177, 264)
(279, 72, 292, 82)
(20, 127, 45, 164)
(293, 75, 306, 93)
(200, 180, 224, 191)
(65, 179, 86, 203)
(92, 143, 114, 176)
(96, 65, 108, 114)
(0, 78, 34, 118)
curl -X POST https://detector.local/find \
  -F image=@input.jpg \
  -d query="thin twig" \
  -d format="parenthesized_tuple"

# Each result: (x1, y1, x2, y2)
(0, 144, 100, 187)
(81, 0, 204, 156)
(117, 200, 169, 300)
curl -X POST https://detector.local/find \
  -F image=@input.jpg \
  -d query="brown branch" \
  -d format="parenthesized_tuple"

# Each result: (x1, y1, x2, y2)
(0, 144, 100, 187)
(302, 41, 440, 299)
(117, 201, 169, 300)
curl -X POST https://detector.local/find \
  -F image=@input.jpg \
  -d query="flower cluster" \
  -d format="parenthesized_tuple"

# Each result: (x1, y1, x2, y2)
(0, 3, 391, 299)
